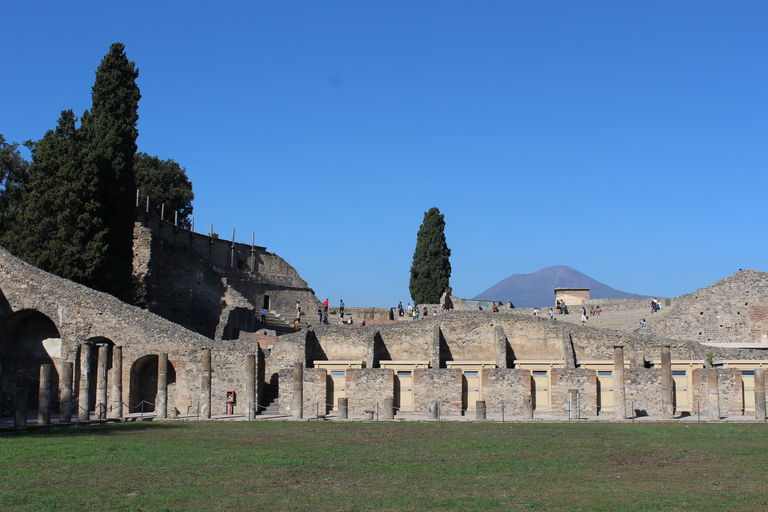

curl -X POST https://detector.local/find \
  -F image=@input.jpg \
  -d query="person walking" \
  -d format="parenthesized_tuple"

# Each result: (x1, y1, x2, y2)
(581, 307, 588, 325)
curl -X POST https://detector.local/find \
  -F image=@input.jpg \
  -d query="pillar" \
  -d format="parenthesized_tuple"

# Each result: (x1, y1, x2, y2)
(707, 369, 720, 421)
(15, 370, 28, 430)
(613, 346, 626, 420)
(96, 344, 109, 420)
(755, 368, 766, 421)
(201, 348, 212, 419)
(427, 402, 439, 420)
(382, 397, 394, 419)
(337, 397, 348, 419)
(38, 364, 52, 426)
(476, 400, 487, 420)
(156, 353, 168, 419)
(661, 345, 673, 419)
(245, 354, 256, 419)
(59, 361, 73, 423)
(292, 362, 304, 419)
(522, 396, 533, 419)
(111, 346, 123, 419)
(78, 343, 92, 422)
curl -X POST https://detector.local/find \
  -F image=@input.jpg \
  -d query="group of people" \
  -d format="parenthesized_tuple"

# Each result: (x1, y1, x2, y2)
(396, 302, 437, 320)
(651, 298, 663, 313)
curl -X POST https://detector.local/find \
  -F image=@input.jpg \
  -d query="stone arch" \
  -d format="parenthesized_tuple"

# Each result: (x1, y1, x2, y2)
(0, 309, 62, 413)
(129, 355, 176, 414)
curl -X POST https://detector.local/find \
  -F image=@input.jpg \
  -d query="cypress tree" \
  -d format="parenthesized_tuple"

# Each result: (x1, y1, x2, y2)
(409, 207, 451, 305)
(79, 42, 141, 300)
(11, 111, 109, 283)
(135, 152, 194, 228)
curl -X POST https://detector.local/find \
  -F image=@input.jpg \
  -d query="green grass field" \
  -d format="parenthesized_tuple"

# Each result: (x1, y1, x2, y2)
(1, 421, 767, 511)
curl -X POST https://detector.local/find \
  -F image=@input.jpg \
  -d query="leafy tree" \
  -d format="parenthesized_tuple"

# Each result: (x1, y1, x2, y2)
(135, 152, 194, 228)
(78, 42, 141, 300)
(0, 134, 30, 239)
(409, 207, 451, 305)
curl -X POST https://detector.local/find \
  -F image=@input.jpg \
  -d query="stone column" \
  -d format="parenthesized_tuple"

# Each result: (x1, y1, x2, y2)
(156, 353, 168, 419)
(522, 396, 533, 419)
(707, 369, 720, 421)
(494, 326, 508, 369)
(431, 325, 441, 370)
(78, 343, 92, 422)
(111, 346, 123, 419)
(427, 402, 439, 420)
(755, 368, 766, 421)
(96, 344, 109, 420)
(59, 361, 73, 423)
(337, 397, 348, 419)
(382, 397, 395, 419)
(292, 362, 304, 419)
(15, 370, 28, 430)
(476, 400, 487, 420)
(661, 345, 673, 419)
(38, 364, 52, 426)
(245, 354, 256, 420)
(613, 346, 626, 420)
(201, 348, 212, 419)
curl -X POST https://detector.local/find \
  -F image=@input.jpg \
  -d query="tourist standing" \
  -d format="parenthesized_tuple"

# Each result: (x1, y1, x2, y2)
(260, 307, 267, 324)
(323, 298, 329, 314)
(581, 307, 587, 325)
(339, 299, 345, 318)
(398, 302, 404, 316)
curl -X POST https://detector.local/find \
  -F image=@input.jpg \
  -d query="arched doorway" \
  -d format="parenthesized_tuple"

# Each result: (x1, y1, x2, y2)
(129, 355, 176, 414)
(0, 309, 61, 414)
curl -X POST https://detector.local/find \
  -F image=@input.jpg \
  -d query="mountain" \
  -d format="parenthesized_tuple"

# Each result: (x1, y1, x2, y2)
(472, 266, 650, 308)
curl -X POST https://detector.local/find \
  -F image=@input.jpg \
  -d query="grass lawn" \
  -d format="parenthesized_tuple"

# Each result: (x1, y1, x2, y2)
(1, 421, 767, 511)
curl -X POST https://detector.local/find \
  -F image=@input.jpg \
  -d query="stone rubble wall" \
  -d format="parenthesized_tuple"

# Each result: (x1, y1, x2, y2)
(624, 369, 662, 417)
(550, 368, 598, 416)
(691, 368, 743, 417)
(412, 369, 462, 415)
(133, 213, 320, 340)
(481, 369, 532, 416)
(650, 269, 768, 344)
(345, 368, 394, 415)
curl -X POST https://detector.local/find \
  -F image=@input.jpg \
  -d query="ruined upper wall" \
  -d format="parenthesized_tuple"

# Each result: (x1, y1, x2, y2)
(649, 269, 768, 344)
(133, 211, 319, 338)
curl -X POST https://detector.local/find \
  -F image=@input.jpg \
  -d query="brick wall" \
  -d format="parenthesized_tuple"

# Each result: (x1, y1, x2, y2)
(691, 369, 743, 417)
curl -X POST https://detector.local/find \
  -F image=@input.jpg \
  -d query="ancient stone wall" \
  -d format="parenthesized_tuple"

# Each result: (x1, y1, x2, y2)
(133, 212, 319, 340)
(412, 369, 462, 415)
(303, 368, 327, 417)
(691, 369, 743, 417)
(345, 368, 394, 415)
(650, 270, 768, 344)
(624, 369, 662, 417)
(481, 369, 532, 416)
(550, 368, 597, 416)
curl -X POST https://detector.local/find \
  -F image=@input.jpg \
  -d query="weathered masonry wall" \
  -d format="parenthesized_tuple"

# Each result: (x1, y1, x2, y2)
(0, 247, 263, 418)
(481, 369, 532, 415)
(550, 369, 598, 416)
(650, 269, 768, 344)
(133, 211, 319, 340)
(691, 369, 742, 417)
(624, 369, 662, 417)
(413, 369, 462, 415)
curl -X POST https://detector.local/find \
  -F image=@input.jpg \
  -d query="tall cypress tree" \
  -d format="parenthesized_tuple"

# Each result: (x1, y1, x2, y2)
(6, 43, 140, 301)
(79, 42, 141, 300)
(13, 111, 108, 284)
(409, 207, 451, 304)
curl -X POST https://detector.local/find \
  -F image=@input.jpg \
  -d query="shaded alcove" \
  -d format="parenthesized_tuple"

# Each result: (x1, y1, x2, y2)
(129, 355, 176, 413)
(0, 309, 61, 413)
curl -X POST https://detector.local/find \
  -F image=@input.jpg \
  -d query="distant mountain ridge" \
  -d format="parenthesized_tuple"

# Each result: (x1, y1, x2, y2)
(472, 266, 650, 308)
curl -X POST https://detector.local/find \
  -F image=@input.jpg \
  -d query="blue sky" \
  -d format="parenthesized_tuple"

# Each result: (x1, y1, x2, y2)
(2, 2, 766, 306)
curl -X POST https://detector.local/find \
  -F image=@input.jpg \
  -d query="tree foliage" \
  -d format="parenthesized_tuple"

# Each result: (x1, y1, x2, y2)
(0, 43, 140, 301)
(0, 134, 29, 236)
(409, 207, 451, 305)
(135, 152, 194, 228)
